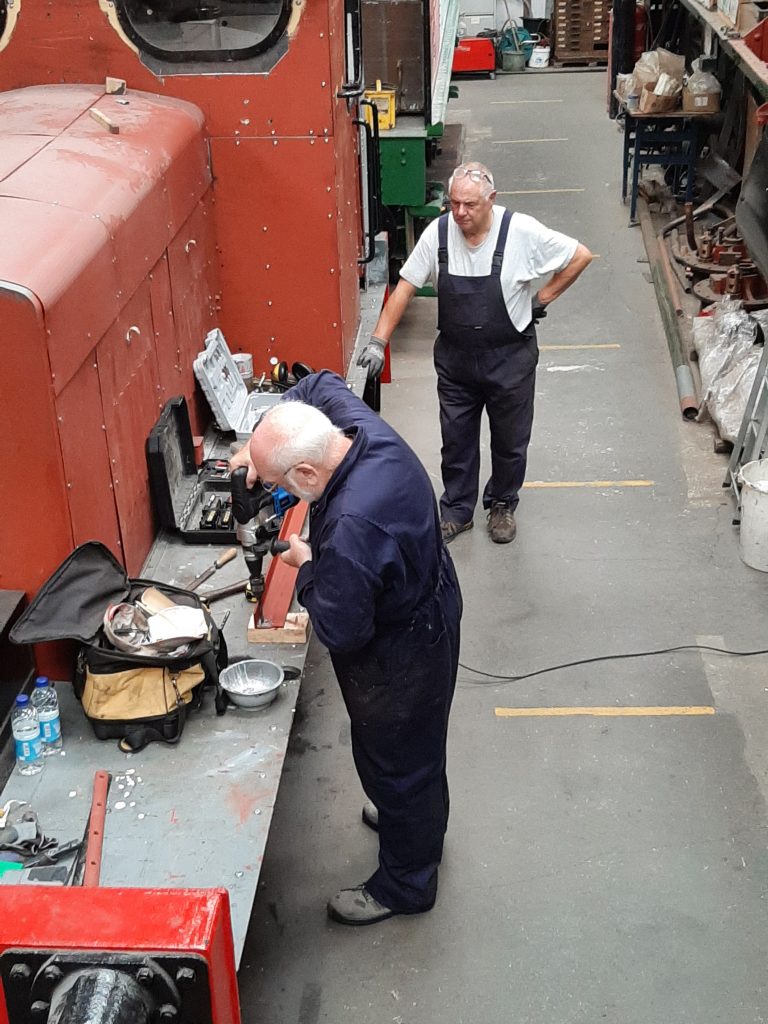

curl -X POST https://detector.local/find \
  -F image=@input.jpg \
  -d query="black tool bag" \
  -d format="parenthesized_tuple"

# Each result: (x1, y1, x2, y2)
(10, 542, 228, 752)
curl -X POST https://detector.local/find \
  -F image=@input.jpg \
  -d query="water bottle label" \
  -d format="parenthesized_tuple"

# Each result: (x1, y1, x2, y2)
(15, 735, 42, 762)
(40, 717, 61, 743)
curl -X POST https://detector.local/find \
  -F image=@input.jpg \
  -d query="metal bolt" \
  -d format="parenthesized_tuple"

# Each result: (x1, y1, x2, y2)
(136, 967, 154, 986)
(9, 964, 31, 982)
(175, 967, 196, 985)
(159, 1004, 178, 1021)
(43, 966, 63, 984)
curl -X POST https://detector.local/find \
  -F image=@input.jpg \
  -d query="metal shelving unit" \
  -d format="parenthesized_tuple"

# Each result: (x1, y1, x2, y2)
(676, 0, 768, 98)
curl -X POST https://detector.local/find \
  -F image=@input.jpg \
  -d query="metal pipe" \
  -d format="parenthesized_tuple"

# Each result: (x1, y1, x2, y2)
(48, 969, 153, 1024)
(638, 200, 698, 420)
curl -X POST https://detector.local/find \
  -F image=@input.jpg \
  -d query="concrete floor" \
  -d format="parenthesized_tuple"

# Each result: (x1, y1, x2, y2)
(238, 72, 768, 1023)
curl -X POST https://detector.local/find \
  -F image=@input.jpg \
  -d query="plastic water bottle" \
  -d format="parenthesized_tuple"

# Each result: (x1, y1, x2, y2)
(31, 676, 63, 755)
(11, 695, 44, 776)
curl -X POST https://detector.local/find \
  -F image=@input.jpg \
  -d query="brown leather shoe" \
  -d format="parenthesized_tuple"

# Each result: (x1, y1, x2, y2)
(441, 519, 473, 544)
(488, 503, 516, 543)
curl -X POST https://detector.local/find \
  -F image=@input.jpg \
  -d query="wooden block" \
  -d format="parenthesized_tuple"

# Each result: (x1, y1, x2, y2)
(247, 611, 310, 645)
(105, 77, 127, 95)
(89, 107, 119, 134)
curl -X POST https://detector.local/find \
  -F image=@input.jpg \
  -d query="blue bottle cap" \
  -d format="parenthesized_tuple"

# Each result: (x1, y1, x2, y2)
(15, 695, 30, 706)
(34, 677, 50, 688)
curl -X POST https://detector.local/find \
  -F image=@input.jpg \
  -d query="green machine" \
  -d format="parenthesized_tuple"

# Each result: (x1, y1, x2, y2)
(362, 0, 460, 283)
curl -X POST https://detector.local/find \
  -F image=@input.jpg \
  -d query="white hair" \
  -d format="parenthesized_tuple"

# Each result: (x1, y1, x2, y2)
(258, 401, 343, 471)
(448, 161, 496, 198)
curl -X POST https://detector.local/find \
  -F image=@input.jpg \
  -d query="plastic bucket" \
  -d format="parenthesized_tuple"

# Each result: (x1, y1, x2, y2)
(501, 50, 526, 73)
(738, 459, 768, 570)
(528, 45, 550, 68)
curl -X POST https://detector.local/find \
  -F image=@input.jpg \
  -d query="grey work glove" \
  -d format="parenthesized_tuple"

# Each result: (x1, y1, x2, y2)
(357, 337, 387, 381)
(531, 293, 549, 325)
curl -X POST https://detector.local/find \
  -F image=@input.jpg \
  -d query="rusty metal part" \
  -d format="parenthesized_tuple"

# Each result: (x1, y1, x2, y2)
(83, 771, 111, 888)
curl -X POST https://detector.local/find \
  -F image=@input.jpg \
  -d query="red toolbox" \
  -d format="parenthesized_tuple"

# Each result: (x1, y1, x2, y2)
(452, 37, 496, 75)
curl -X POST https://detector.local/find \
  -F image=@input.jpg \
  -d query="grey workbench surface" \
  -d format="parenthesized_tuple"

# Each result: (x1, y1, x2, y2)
(1, 530, 308, 968)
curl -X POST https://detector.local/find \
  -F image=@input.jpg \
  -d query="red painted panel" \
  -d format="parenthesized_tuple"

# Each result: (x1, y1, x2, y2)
(0, 3, 335, 140)
(0, 196, 120, 395)
(0, 888, 240, 1024)
(167, 196, 220, 436)
(150, 252, 183, 402)
(96, 281, 162, 575)
(54, 358, 122, 556)
(0, 135, 49, 180)
(0, 83, 103, 134)
(211, 137, 345, 373)
(0, 288, 73, 595)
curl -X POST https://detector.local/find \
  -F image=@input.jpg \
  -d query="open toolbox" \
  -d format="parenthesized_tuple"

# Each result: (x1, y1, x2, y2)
(146, 395, 242, 544)
(193, 328, 280, 439)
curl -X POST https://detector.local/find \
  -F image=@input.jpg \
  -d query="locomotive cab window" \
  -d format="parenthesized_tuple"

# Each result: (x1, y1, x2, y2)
(113, 0, 291, 64)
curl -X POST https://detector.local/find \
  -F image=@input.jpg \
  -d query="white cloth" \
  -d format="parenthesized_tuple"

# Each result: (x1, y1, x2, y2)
(399, 206, 579, 331)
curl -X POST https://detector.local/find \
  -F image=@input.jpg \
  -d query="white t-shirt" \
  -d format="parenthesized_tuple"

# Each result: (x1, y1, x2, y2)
(400, 206, 579, 331)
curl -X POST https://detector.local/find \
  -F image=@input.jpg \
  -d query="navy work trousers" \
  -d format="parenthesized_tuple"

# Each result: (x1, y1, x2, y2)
(330, 555, 462, 913)
(434, 331, 538, 524)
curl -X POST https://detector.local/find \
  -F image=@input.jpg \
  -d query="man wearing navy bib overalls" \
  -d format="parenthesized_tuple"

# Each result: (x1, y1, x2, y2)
(360, 162, 593, 544)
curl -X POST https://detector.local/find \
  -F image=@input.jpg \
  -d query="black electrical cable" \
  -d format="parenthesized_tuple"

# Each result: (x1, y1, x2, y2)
(458, 643, 768, 684)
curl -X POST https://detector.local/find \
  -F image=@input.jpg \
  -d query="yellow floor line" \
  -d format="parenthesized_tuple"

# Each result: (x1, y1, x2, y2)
(491, 99, 564, 104)
(540, 344, 620, 350)
(523, 480, 653, 489)
(495, 706, 716, 717)
(493, 138, 569, 144)
(499, 188, 585, 195)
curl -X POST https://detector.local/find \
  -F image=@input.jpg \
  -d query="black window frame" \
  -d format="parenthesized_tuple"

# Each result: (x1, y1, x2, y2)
(112, 0, 292, 65)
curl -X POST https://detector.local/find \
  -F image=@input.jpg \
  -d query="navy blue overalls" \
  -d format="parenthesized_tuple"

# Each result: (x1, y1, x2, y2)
(434, 209, 539, 525)
(287, 372, 463, 913)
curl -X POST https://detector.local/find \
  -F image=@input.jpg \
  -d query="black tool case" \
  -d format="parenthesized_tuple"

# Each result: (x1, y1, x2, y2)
(146, 396, 236, 544)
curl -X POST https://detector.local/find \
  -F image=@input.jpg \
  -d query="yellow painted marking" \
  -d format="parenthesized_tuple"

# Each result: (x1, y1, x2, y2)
(495, 706, 715, 717)
(494, 138, 568, 144)
(499, 188, 585, 195)
(491, 99, 564, 104)
(540, 344, 620, 350)
(522, 480, 653, 489)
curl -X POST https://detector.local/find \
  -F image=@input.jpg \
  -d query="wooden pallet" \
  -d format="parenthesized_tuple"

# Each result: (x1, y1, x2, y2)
(552, 52, 609, 66)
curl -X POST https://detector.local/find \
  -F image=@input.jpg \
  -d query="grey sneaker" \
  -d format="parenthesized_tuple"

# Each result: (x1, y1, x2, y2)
(441, 519, 473, 544)
(362, 800, 379, 832)
(488, 503, 516, 543)
(327, 885, 395, 925)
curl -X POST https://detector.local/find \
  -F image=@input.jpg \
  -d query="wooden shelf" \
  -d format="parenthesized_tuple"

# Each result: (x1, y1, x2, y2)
(677, 0, 768, 98)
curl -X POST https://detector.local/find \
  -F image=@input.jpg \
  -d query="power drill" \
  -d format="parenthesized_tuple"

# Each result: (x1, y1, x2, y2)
(230, 468, 297, 619)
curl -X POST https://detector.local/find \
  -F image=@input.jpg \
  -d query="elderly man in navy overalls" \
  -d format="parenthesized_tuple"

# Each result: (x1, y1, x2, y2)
(360, 162, 593, 545)
(239, 371, 462, 925)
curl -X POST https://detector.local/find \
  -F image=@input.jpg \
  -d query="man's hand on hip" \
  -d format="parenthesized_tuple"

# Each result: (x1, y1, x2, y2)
(357, 337, 387, 381)
(531, 292, 549, 325)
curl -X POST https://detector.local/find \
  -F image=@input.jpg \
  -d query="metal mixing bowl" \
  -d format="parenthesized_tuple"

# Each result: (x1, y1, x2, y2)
(220, 659, 284, 709)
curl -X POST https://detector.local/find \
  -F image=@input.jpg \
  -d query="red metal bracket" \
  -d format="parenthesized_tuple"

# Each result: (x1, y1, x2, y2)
(258, 500, 308, 629)
(0, 888, 240, 1024)
(744, 20, 768, 63)
(758, 101, 768, 126)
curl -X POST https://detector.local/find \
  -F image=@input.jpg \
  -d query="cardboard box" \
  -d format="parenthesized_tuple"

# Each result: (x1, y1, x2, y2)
(737, 0, 768, 32)
(717, 0, 741, 25)
(639, 83, 680, 113)
(682, 87, 721, 113)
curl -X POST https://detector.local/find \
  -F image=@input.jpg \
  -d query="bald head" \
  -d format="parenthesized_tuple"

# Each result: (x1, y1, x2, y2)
(249, 401, 351, 502)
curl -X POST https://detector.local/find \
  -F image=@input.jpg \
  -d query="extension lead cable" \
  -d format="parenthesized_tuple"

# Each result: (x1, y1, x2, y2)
(458, 642, 768, 685)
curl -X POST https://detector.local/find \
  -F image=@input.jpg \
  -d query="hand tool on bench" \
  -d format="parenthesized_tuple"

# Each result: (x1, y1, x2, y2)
(186, 547, 238, 592)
